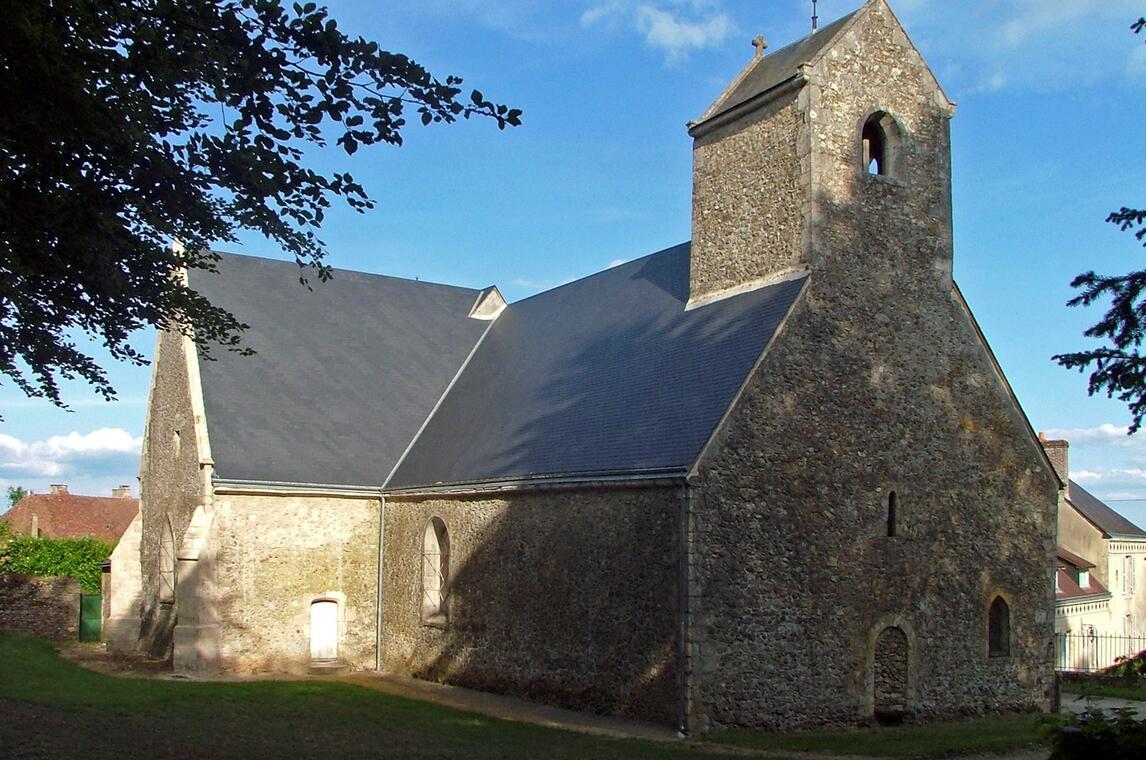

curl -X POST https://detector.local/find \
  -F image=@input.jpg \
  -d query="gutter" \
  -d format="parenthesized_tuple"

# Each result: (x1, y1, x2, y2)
(375, 494, 386, 672)
(676, 483, 692, 737)
(211, 479, 383, 497)
(1055, 592, 1113, 606)
(385, 470, 686, 498)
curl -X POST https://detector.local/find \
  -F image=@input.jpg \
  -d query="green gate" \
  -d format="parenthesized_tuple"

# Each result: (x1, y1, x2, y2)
(79, 593, 102, 642)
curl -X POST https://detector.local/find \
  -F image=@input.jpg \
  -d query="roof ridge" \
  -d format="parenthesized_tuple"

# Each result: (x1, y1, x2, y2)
(201, 249, 485, 296)
(505, 242, 689, 308)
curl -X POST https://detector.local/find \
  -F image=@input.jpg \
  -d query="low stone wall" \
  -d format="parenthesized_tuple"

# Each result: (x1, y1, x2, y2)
(0, 574, 81, 641)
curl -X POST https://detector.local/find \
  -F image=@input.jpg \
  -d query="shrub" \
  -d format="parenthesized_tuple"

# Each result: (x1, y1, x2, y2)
(0, 534, 112, 592)
(1104, 651, 1146, 681)
(1050, 707, 1146, 759)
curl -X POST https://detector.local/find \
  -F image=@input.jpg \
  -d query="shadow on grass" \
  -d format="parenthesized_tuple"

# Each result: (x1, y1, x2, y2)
(0, 632, 724, 760)
(706, 713, 1048, 758)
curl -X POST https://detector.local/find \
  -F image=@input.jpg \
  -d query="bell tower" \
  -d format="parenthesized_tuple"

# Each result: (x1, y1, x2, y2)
(687, 0, 956, 306)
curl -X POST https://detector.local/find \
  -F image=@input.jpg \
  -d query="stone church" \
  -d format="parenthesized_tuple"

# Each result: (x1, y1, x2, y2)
(110, 0, 1060, 732)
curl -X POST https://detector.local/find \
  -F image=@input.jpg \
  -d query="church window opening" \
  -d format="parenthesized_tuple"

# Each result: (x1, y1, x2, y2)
(422, 517, 450, 625)
(988, 596, 1010, 657)
(159, 517, 176, 603)
(886, 491, 898, 537)
(861, 111, 903, 178)
(310, 600, 339, 661)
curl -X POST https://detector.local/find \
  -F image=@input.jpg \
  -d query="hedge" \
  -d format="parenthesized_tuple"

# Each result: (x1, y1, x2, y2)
(0, 522, 111, 593)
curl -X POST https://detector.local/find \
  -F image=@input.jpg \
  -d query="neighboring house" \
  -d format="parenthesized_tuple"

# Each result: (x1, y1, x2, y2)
(2, 484, 138, 543)
(1042, 436, 1146, 668)
(111, 0, 1060, 732)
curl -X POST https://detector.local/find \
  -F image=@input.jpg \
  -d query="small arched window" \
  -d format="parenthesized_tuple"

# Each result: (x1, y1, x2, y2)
(861, 111, 904, 178)
(422, 517, 450, 625)
(988, 596, 1010, 657)
(159, 517, 176, 603)
(887, 491, 898, 537)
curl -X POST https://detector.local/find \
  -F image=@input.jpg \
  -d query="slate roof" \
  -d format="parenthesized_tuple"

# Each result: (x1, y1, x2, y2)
(388, 244, 805, 489)
(189, 253, 489, 487)
(696, 10, 858, 126)
(2, 493, 138, 543)
(1067, 480, 1146, 538)
(192, 245, 806, 491)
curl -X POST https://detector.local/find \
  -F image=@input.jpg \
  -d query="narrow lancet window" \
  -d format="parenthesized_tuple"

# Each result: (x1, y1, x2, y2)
(988, 596, 1010, 657)
(422, 517, 450, 625)
(887, 491, 898, 537)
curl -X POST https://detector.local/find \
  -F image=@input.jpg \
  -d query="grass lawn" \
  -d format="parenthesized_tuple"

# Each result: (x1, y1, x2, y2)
(0, 630, 1050, 759)
(705, 713, 1047, 758)
(0, 632, 718, 759)
(1061, 679, 1146, 701)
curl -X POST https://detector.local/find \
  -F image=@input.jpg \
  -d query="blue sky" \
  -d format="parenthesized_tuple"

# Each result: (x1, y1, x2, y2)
(4, 0, 1146, 526)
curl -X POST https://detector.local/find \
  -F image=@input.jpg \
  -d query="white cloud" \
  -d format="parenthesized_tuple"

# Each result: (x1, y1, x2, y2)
(1042, 423, 1136, 445)
(1071, 469, 1103, 482)
(581, 2, 626, 28)
(635, 5, 735, 61)
(582, 1, 736, 62)
(608, 258, 626, 268)
(998, 0, 1139, 48)
(1111, 468, 1146, 483)
(0, 428, 142, 479)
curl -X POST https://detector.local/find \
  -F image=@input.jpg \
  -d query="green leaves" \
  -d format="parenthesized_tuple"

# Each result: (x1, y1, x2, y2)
(0, 535, 113, 593)
(1054, 18, 1146, 432)
(0, 0, 521, 410)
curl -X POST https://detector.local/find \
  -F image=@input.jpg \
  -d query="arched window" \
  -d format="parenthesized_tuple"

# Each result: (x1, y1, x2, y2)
(988, 596, 1010, 657)
(422, 517, 449, 625)
(887, 491, 898, 537)
(159, 517, 176, 603)
(861, 111, 904, 178)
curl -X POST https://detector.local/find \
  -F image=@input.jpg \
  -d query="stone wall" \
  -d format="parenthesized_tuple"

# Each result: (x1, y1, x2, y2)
(138, 328, 210, 658)
(383, 486, 680, 725)
(105, 512, 143, 652)
(211, 492, 380, 673)
(690, 94, 806, 301)
(685, 1, 1057, 731)
(0, 575, 81, 641)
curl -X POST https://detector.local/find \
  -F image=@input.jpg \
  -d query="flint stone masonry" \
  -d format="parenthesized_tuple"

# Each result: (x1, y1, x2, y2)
(684, 1, 1056, 731)
(212, 493, 380, 673)
(691, 95, 806, 300)
(383, 487, 680, 725)
(0, 575, 81, 641)
(138, 328, 207, 659)
(874, 627, 909, 713)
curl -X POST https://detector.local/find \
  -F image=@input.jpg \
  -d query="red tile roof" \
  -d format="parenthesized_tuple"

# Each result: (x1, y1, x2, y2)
(1, 493, 138, 543)
(1057, 546, 1096, 570)
(1055, 566, 1109, 601)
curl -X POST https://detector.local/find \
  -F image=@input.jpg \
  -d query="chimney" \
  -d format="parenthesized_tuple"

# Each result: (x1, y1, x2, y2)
(49, 483, 68, 495)
(1039, 433, 1069, 483)
(112, 485, 133, 499)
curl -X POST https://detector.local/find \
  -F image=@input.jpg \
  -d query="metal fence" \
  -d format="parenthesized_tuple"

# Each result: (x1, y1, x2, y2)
(1055, 631, 1146, 673)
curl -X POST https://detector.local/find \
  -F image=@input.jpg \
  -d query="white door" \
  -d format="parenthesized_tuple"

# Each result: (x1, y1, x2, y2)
(310, 600, 338, 661)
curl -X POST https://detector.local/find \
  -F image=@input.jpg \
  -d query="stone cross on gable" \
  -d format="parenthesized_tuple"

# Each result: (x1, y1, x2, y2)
(752, 35, 767, 59)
